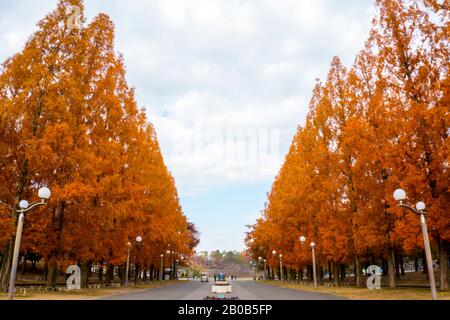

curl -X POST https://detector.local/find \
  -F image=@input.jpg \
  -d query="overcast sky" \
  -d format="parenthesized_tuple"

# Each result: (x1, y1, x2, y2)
(0, 0, 375, 252)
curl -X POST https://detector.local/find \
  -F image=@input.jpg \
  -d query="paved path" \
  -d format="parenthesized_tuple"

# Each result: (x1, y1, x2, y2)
(100, 280, 346, 300)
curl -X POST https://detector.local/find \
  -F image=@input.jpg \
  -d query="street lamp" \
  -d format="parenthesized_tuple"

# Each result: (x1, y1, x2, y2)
(125, 242, 132, 287)
(300, 236, 317, 288)
(279, 254, 283, 282)
(160, 254, 164, 282)
(272, 250, 277, 281)
(8, 187, 51, 300)
(262, 258, 267, 281)
(258, 256, 266, 281)
(135, 236, 143, 282)
(166, 250, 173, 279)
(393, 188, 437, 300)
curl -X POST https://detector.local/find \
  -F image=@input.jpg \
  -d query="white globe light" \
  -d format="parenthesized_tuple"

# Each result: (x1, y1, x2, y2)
(279, 254, 282, 258)
(136, 236, 142, 243)
(19, 200, 29, 209)
(393, 189, 406, 201)
(166, 250, 171, 254)
(259, 257, 262, 260)
(250, 239, 254, 243)
(310, 242, 316, 248)
(127, 242, 132, 247)
(38, 187, 51, 200)
(160, 254, 164, 258)
(272, 250, 276, 255)
(300, 236, 306, 243)
(416, 202, 426, 211)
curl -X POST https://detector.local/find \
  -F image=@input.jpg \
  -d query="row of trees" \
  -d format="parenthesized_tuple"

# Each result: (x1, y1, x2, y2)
(247, 0, 449, 290)
(0, 0, 199, 290)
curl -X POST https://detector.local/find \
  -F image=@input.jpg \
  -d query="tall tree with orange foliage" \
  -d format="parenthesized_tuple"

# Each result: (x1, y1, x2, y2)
(0, 0, 197, 290)
(248, 0, 449, 291)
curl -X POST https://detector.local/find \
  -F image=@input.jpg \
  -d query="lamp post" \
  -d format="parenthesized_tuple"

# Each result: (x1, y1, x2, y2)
(258, 256, 265, 281)
(263, 258, 267, 281)
(272, 250, 277, 280)
(393, 189, 437, 300)
(279, 254, 283, 282)
(176, 259, 179, 280)
(160, 254, 164, 282)
(166, 250, 173, 279)
(300, 236, 317, 289)
(252, 261, 257, 280)
(125, 242, 132, 287)
(8, 187, 51, 300)
(135, 236, 143, 282)
(310, 242, 317, 289)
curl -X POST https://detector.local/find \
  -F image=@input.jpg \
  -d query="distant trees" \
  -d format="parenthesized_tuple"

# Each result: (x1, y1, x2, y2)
(195, 251, 250, 273)
(0, 0, 197, 291)
(248, 0, 449, 290)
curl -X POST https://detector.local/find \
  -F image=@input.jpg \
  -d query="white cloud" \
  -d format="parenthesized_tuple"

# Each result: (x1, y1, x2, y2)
(0, 0, 375, 251)
(156, 0, 187, 28)
(4, 32, 28, 51)
(0, 0, 375, 198)
(149, 91, 308, 196)
(262, 62, 298, 77)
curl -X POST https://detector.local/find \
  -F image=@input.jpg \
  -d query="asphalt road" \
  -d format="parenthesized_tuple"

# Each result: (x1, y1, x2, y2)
(100, 280, 346, 300)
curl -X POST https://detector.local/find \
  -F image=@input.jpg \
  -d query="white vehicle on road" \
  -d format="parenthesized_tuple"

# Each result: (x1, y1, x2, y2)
(201, 273, 209, 282)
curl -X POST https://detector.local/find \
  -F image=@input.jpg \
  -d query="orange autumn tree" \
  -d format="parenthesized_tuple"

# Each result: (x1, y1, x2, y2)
(0, 0, 197, 290)
(248, 0, 449, 290)
(371, 0, 450, 291)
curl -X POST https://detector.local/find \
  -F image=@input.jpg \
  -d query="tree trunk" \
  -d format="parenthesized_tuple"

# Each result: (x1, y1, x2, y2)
(340, 264, 346, 282)
(80, 262, 90, 288)
(46, 262, 58, 288)
(150, 264, 154, 281)
(98, 264, 103, 282)
(43, 260, 48, 281)
(333, 262, 340, 286)
(21, 252, 27, 275)
(106, 264, 113, 284)
(414, 255, 419, 272)
(422, 249, 428, 279)
(388, 248, 396, 289)
(135, 264, 140, 282)
(307, 265, 313, 282)
(118, 265, 122, 282)
(399, 253, 405, 276)
(355, 255, 362, 288)
(31, 258, 37, 272)
(0, 239, 14, 292)
(382, 258, 388, 276)
(439, 238, 448, 291)
(395, 249, 401, 280)
(328, 261, 332, 282)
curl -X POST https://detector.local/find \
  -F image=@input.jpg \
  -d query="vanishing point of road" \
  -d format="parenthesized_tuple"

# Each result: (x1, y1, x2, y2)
(100, 280, 346, 300)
